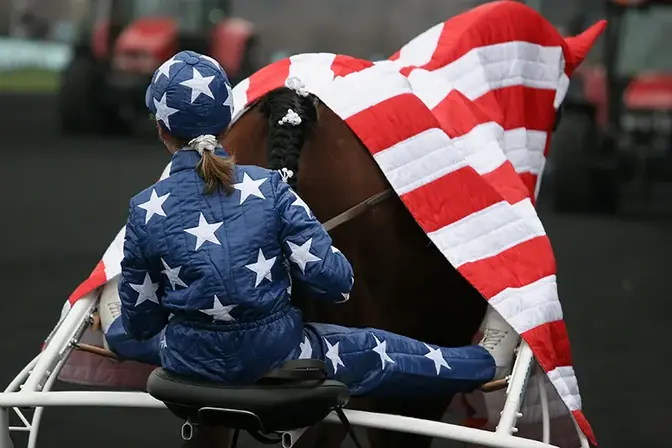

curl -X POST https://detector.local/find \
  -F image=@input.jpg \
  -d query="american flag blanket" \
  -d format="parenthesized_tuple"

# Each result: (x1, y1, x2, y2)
(50, 1, 605, 446)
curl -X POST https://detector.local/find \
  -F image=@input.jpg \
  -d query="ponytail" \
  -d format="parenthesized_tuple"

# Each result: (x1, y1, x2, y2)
(188, 135, 236, 195)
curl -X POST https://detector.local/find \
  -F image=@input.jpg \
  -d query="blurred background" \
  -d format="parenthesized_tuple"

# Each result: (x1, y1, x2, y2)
(0, 0, 670, 447)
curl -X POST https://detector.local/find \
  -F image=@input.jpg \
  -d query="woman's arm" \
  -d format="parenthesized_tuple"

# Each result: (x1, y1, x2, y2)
(118, 201, 170, 340)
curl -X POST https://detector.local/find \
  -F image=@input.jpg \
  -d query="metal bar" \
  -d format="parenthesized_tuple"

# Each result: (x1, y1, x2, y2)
(4, 355, 40, 393)
(496, 341, 535, 435)
(572, 415, 590, 448)
(21, 293, 97, 392)
(0, 391, 556, 447)
(537, 372, 550, 443)
(26, 351, 70, 448)
(0, 407, 14, 448)
(0, 392, 165, 409)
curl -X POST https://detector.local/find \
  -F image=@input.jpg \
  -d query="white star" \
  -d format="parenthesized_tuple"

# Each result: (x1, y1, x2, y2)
(290, 191, 312, 217)
(372, 334, 395, 369)
(233, 172, 267, 205)
(183, 213, 223, 250)
(340, 292, 350, 302)
(200, 295, 236, 322)
(154, 56, 182, 81)
(245, 249, 277, 287)
(180, 67, 215, 103)
(324, 338, 345, 373)
(223, 82, 234, 115)
(298, 336, 312, 359)
(129, 273, 159, 307)
(161, 258, 188, 290)
(286, 238, 322, 273)
(137, 189, 170, 224)
(424, 343, 451, 374)
(154, 93, 179, 130)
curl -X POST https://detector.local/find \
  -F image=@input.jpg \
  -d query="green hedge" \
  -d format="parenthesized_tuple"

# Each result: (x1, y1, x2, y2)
(0, 68, 61, 92)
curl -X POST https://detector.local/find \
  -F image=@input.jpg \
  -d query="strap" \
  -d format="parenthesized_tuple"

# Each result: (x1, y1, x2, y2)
(322, 189, 395, 232)
(255, 359, 328, 385)
(335, 407, 365, 448)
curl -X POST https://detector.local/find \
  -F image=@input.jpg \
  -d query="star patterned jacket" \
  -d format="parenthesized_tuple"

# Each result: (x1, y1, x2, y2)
(117, 147, 354, 383)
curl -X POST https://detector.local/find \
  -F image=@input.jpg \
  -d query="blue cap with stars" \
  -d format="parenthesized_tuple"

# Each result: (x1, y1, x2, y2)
(145, 50, 234, 140)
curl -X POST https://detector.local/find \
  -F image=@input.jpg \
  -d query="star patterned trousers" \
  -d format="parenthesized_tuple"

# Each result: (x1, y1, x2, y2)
(298, 323, 496, 398)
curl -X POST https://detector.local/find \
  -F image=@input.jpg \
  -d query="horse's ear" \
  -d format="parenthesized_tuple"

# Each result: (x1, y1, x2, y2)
(563, 19, 607, 75)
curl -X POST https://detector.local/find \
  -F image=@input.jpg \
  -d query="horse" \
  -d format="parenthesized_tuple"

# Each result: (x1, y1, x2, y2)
(218, 85, 489, 448)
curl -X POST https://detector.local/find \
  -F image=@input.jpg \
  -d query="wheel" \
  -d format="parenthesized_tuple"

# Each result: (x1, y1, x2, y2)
(58, 55, 131, 136)
(57, 55, 103, 135)
(548, 109, 620, 214)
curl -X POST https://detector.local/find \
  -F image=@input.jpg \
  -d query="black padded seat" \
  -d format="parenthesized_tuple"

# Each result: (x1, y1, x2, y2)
(147, 359, 350, 434)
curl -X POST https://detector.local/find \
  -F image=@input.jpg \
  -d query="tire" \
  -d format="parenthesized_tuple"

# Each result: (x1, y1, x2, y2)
(57, 55, 102, 135)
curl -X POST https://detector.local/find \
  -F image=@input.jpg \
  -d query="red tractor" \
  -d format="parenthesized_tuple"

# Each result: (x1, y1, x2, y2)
(547, 0, 672, 213)
(57, 0, 261, 134)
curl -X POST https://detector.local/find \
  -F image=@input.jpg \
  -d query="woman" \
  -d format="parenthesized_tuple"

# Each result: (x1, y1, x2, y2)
(103, 50, 519, 397)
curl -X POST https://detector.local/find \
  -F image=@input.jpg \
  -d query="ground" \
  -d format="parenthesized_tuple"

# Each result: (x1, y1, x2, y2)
(0, 93, 669, 448)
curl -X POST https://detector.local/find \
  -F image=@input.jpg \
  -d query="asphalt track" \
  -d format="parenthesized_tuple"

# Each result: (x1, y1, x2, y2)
(0, 93, 670, 448)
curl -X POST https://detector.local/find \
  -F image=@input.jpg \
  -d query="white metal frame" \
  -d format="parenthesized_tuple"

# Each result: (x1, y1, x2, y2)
(0, 291, 590, 448)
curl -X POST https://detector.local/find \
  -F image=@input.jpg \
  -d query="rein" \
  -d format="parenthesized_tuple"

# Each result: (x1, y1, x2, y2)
(321, 189, 396, 232)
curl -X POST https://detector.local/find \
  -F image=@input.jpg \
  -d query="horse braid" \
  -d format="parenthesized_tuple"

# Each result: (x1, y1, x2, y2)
(262, 87, 317, 190)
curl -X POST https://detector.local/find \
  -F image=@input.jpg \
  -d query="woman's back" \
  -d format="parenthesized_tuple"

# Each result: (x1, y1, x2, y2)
(118, 147, 354, 382)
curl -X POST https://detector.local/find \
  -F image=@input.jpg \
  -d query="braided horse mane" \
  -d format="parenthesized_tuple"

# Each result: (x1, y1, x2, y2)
(257, 78, 320, 189)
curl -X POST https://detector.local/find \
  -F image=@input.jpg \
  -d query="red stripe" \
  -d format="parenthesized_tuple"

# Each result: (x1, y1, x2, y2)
(245, 58, 291, 105)
(68, 260, 106, 303)
(458, 235, 555, 300)
(572, 410, 598, 446)
(432, 90, 500, 137)
(418, 2, 563, 72)
(345, 93, 439, 155)
(481, 162, 532, 205)
(470, 86, 557, 132)
(519, 172, 539, 199)
(330, 55, 374, 78)
(400, 167, 504, 233)
(522, 320, 572, 370)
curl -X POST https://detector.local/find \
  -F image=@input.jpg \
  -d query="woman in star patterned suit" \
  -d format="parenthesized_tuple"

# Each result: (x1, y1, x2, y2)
(102, 50, 518, 397)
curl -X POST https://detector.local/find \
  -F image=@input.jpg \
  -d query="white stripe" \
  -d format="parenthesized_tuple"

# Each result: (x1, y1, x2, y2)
(548, 366, 581, 412)
(488, 274, 562, 333)
(373, 121, 549, 196)
(428, 198, 546, 268)
(450, 122, 508, 175)
(554, 73, 570, 109)
(407, 41, 565, 109)
(373, 128, 465, 195)
(501, 128, 547, 175)
(287, 53, 337, 99)
(393, 22, 445, 68)
(102, 226, 127, 281)
(322, 63, 412, 119)
(533, 156, 547, 199)
(373, 122, 524, 195)
(231, 77, 250, 122)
